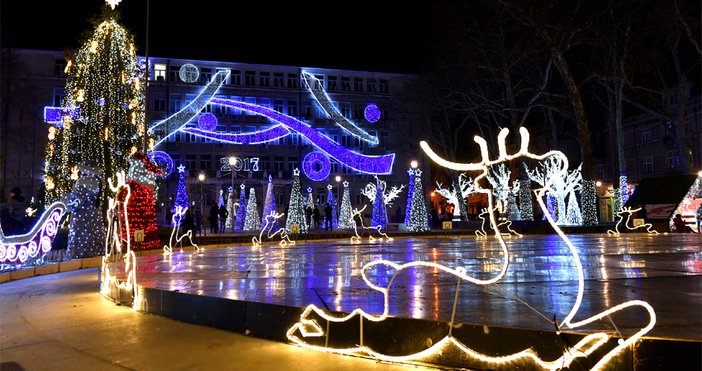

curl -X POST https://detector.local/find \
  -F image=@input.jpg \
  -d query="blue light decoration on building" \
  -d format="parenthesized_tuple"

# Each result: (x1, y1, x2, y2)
(149, 151, 175, 177)
(197, 112, 218, 131)
(303, 152, 331, 181)
(139, 69, 395, 178)
(364, 103, 381, 123)
(44, 107, 79, 127)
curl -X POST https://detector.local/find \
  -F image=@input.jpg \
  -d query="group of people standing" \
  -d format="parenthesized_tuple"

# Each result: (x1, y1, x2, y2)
(305, 203, 334, 230)
(208, 204, 229, 233)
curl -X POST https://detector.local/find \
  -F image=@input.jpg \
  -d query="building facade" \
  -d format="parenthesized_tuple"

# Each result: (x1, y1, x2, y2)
(1, 48, 426, 225)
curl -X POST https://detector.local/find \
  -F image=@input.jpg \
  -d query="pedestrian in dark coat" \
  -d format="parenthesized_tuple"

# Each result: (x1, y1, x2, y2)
(209, 205, 219, 233)
(324, 203, 333, 230)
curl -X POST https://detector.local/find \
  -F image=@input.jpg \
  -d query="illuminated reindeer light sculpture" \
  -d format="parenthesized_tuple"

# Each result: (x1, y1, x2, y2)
(286, 128, 656, 371)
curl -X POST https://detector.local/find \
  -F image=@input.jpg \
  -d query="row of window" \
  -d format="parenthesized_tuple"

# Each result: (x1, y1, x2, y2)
(153, 65, 391, 93)
(597, 150, 680, 179)
(150, 94, 388, 122)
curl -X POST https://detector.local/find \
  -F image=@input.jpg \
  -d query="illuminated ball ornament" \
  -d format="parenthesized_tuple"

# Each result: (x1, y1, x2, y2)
(303, 152, 331, 181)
(364, 103, 381, 123)
(179, 64, 199, 83)
(149, 151, 175, 177)
(197, 113, 218, 131)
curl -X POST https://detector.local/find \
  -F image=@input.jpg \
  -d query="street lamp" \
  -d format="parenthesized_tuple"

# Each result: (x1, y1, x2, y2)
(199, 173, 206, 237)
(410, 160, 418, 169)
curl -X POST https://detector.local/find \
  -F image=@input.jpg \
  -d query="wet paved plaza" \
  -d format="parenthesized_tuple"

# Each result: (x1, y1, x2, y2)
(121, 233, 702, 341)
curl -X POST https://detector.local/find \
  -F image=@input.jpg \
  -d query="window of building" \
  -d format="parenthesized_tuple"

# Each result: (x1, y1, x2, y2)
(353, 104, 364, 121)
(259, 156, 270, 171)
(287, 73, 298, 88)
(53, 87, 65, 106)
(54, 59, 67, 76)
(367, 78, 377, 92)
(230, 125, 241, 134)
(153, 93, 166, 112)
(231, 70, 241, 85)
(230, 96, 242, 116)
(171, 154, 181, 169)
(154, 64, 166, 81)
(341, 164, 353, 175)
(317, 188, 327, 205)
(259, 97, 271, 110)
(201, 155, 212, 170)
(341, 77, 351, 91)
(354, 77, 363, 92)
(641, 127, 652, 143)
(274, 156, 284, 171)
(314, 101, 326, 118)
(274, 99, 284, 113)
(301, 101, 312, 118)
(260, 71, 270, 87)
(315, 75, 325, 89)
(327, 76, 337, 91)
(169, 66, 181, 82)
(289, 133, 299, 147)
(596, 164, 604, 179)
(169, 94, 181, 112)
(185, 124, 197, 143)
(273, 72, 284, 87)
(340, 103, 351, 118)
(642, 156, 654, 174)
(287, 100, 298, 117)
(328, 129, 338, 143)
(666, 150, 680, 169)
(201, 68, 212, 83)
(185, 154, 197, 169)
(288, 156, 298, 171)
(244, 97, 256, 114)
(330, 160, 338, 174)
(379, 79, 389, 93)
(245, 71, 256, 86)
(368, 130, 378, 147)
(380, 131, 389, 147)
(214, 95, 227, 117)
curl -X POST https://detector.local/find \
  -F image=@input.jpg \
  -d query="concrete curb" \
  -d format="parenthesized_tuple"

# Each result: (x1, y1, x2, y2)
(0, 256, 103, 284)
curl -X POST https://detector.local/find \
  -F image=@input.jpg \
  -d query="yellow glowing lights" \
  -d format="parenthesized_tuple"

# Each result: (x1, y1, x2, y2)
(46, 177, 55, 190)
(104, 127, 109, 141)
(70, 166, 79, 181)
(48, 127, 56, 140)
(287, 128, 658, 371)
(64, 60, 72, 74)
(76, 89, 85, 102)
(63, 116, 71, 129)
(130, 146, 137, 155)
(90, 40, 98, 53)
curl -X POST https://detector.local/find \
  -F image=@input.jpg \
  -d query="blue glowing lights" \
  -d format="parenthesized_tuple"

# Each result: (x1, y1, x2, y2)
(303, 152, 331, 181)
(197, 113, 218, 131)
(364, 103, 381, 123)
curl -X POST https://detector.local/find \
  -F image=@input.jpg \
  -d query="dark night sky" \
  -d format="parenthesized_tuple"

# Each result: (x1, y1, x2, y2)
(1, 1, 431, 74)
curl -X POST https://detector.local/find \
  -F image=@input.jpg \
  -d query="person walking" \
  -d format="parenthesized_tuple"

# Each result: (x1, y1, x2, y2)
(395, 206, 402, 223)
(209, 204, 219, 233)
(219, 204, 228, 233)
(324, 203, 333, 231)
(0, 187, 26, 235)
(313, 205, 321, 229)
(696, 204, 702, 233)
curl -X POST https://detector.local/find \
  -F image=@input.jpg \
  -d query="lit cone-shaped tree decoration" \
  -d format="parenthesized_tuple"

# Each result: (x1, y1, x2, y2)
(225, 187, 235, 232)
(46, 8, 144, 202)
(408, 169, 430, 232)
(338, 181, 353, 229)
(261, 175, 278, 230)
(235, 184, 246, 230)
(244, 187, 260, 231)
(173, 165, 188, 225)
(285, 169, 308, 234)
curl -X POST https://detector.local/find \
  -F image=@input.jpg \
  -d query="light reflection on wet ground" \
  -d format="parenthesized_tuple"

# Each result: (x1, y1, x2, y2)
(120, 234, 701, 341)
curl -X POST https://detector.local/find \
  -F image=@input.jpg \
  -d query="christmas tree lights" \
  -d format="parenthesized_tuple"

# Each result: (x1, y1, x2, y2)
(235, 184, 247, 230)
(404, 169, 414, 226)
(45, 10, 145, 203)
(225, 187, 235, 232)
(407, 169, 429, 232)
(261, 175, 278, 231)
(66, 163, 105, 258)
(244, 188, 260, 231)
(285, 169, 309, 234)
(371, 181, 387, 229)
(174, 165, 189, 225)
(338, 181, 354, 229)
(325, 185, 338, 228)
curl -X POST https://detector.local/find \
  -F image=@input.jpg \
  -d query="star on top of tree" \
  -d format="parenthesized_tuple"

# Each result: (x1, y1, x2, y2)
(415, 169, 422, 177)
(327, 184, 333, 190)
(343, 181, 349, 188)
(177, 164, 186, 173)
(105, 0, 122, 10)
(307, 187, 313, 193)
(293, 168, 300, 176)
(407, 168, 415, 176)
(240, 184, 246, 189)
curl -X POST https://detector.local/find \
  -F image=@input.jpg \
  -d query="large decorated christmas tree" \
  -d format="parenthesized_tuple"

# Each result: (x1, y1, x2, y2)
(285, 169, 308, 234)
(45, 7, 145, 202)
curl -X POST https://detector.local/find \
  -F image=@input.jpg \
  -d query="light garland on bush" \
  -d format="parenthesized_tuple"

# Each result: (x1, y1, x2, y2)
(66, 163, 105, 258)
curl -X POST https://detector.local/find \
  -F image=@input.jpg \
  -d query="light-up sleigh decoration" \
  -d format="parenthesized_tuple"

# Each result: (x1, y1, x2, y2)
(286, 128, 656, 370)
(0, 202, 65, 265)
